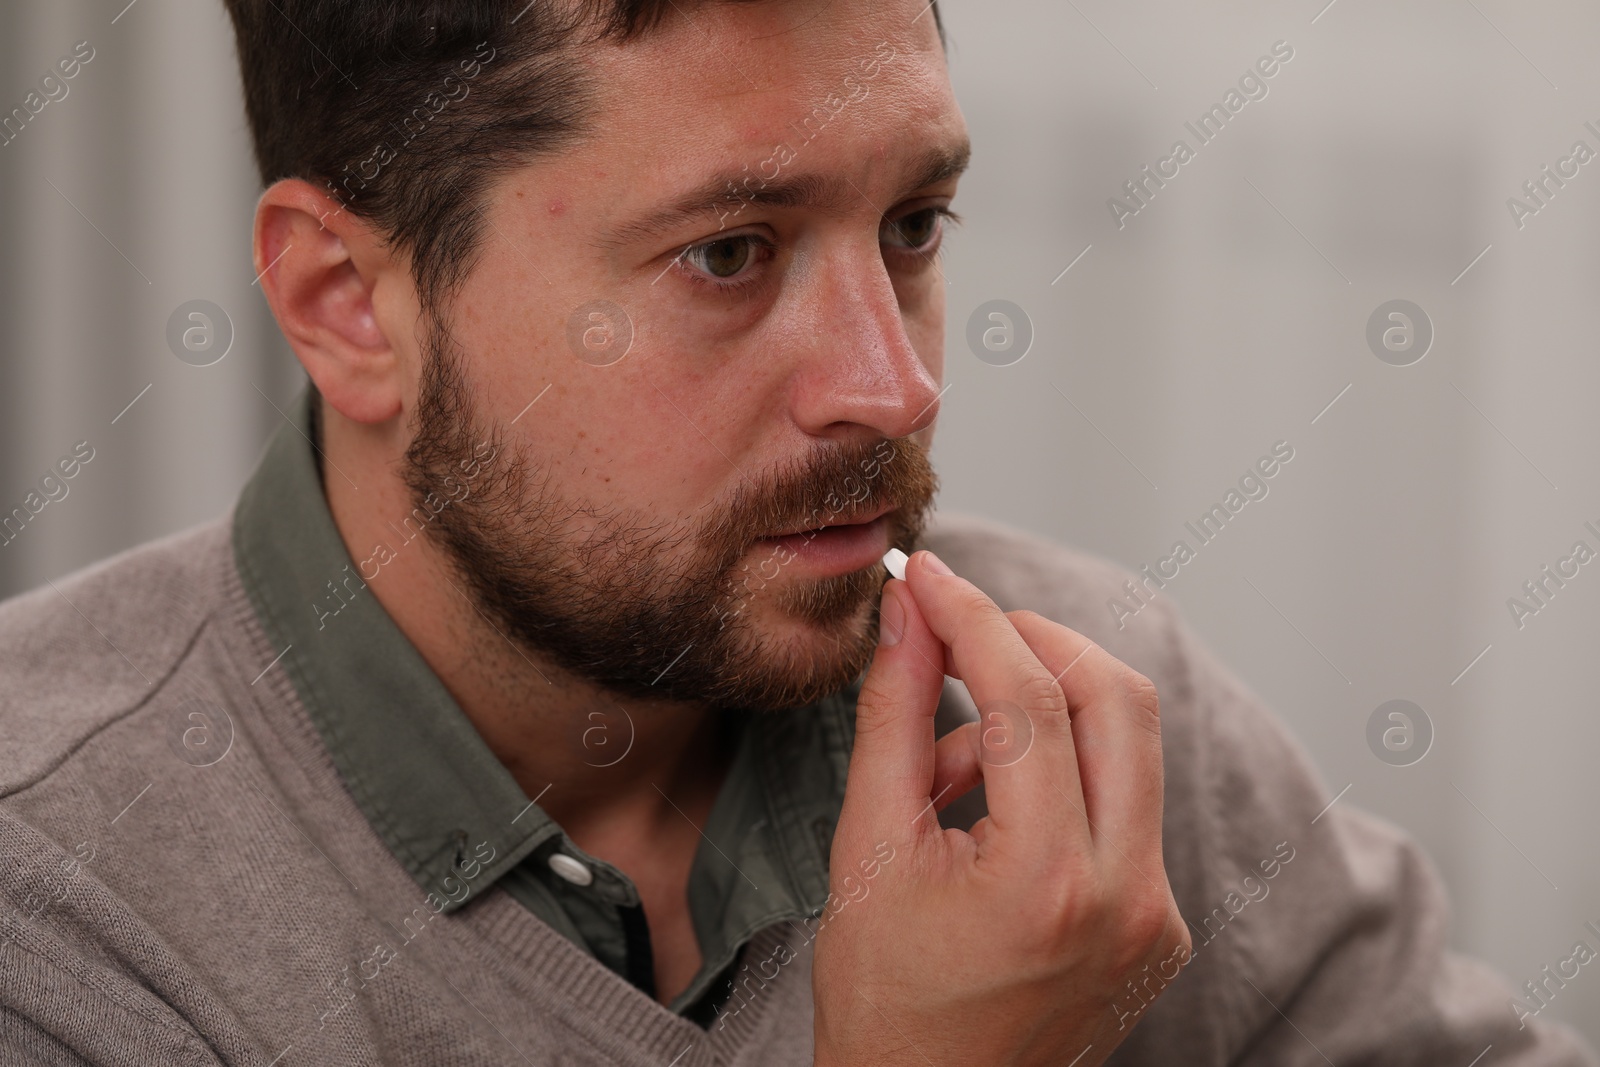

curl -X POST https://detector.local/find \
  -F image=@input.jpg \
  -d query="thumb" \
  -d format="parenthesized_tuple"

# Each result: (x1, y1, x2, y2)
(838, 578, 947, 840)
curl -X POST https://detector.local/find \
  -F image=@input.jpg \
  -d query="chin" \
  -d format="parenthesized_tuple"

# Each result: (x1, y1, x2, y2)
(724, 595, 878, 707)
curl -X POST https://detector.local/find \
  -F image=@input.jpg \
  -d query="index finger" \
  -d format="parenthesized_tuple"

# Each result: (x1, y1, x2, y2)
(900, 550, 1089, 860)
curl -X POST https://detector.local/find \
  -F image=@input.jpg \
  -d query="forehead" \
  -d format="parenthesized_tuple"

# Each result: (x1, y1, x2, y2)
(570, 0, 960, 203)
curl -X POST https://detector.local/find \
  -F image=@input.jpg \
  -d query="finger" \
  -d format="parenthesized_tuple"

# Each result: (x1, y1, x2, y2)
(930, 721, 982, 813)
(900, 550, 1089, 856)
(1008, 610, 1166, 866)
(837, 578, 946, 842)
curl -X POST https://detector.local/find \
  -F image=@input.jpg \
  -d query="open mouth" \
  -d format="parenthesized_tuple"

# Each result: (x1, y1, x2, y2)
(752, 504, 897, 577)
(760, 502, 896, 542)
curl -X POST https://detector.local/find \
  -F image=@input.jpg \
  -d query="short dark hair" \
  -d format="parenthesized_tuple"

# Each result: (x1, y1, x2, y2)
(219, 0, 944, 316)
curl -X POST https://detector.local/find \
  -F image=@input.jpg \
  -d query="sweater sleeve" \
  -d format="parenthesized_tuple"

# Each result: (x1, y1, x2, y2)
(1108, 591, 1599, 1066)
(0, 814, 231, 1067)
(918, 512, 1598, 1065)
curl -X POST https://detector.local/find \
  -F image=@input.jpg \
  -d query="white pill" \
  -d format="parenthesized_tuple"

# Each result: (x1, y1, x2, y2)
(882, 548, 909, 581)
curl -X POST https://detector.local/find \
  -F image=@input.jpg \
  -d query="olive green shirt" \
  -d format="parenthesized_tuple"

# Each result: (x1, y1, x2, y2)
(230, 386, 856, 1025)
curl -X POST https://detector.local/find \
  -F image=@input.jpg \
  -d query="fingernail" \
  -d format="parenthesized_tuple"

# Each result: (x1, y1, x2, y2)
(878, 585, 905, 646)
(921, 550, 953, 576)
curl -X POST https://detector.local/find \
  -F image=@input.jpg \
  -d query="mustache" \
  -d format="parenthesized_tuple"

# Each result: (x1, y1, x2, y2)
(703, 434, 939, 558)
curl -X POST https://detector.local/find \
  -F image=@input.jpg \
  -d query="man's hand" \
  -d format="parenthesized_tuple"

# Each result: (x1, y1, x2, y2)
(812, 550, 1190, 1066)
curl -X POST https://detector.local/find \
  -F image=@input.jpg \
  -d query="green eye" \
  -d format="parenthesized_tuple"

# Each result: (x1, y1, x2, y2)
(691, 236, 753, 278)
(884, 208, 945, 249)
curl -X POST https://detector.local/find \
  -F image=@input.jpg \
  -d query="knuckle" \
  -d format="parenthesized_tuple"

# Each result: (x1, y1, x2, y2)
(1169, 911, 1195, 959)
(1117, 667, 1162, 719)
(1028, 872, 1178, 976)
(1109, 888, 1178, 975)
(854, 669, 897, 712)
(1012, 665, 1069, 717)
(851, 675, 907, 739)
(1010, 668, 1071, 740)
(1126, 890, 1174, 950)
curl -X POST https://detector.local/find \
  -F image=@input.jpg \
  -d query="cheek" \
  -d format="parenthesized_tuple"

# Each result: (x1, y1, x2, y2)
(559, 365, 747, 522)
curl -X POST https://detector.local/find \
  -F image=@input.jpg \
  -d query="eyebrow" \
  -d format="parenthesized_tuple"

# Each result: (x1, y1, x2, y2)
(601, 137, 972, 250)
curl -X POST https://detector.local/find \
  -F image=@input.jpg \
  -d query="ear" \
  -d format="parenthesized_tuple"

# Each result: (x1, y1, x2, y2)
(253, 179, 406, 424)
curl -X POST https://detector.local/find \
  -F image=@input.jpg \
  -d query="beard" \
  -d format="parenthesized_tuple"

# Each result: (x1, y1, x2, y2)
(400, 313, 939, 713)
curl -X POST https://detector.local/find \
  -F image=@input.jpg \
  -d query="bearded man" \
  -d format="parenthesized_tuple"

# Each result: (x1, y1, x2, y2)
(0, 2, 1592, 1065)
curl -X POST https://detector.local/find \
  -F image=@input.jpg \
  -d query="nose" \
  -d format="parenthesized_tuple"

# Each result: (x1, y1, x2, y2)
(783, 240, 943, 445)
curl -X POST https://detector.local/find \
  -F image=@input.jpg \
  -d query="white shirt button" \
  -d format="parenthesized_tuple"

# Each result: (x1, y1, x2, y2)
(547, 853, 594, 887)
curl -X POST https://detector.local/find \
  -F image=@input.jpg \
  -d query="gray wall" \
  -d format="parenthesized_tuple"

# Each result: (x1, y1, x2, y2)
(2, 0, 1597, 1043)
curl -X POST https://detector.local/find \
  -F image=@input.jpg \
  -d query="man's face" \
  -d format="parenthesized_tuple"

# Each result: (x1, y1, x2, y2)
(397, 0, 966, 712)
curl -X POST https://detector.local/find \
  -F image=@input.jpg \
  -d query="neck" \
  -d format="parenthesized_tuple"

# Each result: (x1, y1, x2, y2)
(319, 411, 734, 844)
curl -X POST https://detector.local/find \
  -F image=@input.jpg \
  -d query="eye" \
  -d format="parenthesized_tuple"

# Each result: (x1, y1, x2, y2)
(882, 206, 957, 252)
(682, 234, 763, 282)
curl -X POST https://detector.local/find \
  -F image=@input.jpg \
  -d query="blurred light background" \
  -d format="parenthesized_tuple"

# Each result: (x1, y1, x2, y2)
(3, 0, 1598, 1043)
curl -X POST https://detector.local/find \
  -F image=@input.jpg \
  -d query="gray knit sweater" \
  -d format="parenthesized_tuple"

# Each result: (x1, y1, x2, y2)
(0, 511, 1593, 1065)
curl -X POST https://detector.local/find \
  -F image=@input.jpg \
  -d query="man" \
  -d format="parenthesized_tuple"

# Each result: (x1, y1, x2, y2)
(0, 0, 1592, 1063)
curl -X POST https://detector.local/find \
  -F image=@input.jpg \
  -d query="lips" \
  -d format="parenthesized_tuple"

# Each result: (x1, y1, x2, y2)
(748, 506, 896, 580)
(760, 501, 896, 541)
